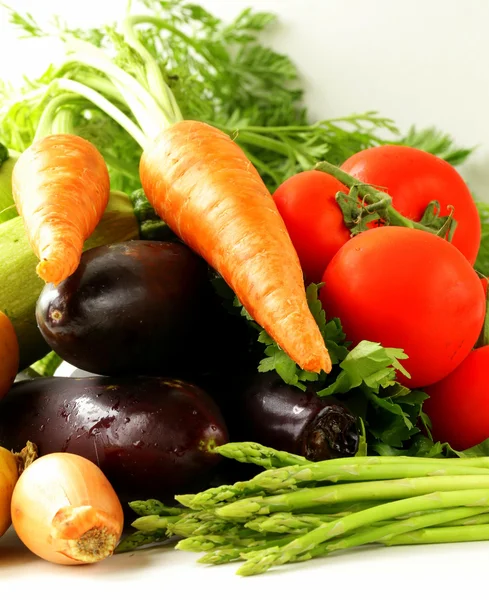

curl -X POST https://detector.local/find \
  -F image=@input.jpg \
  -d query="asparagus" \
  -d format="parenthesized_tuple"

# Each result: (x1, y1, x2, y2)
(199, 536, 297, 565)
(216, 476, 489, 519)
(431, 511, 489, 527)
(197, 506, 489, 566)
(236, 489, 489, 575)
(180, 457, 489, 510)
(212, 442, 311, 469)
(213, 442, 489, 470)
(115, 530, 168, 553)
(384, 524, 489, 546)
(169, 518, 244, 538)
(129, 499, 185, 516)
(176, 530, 276, 552)
(131, 514, 181, 532)
(246, 512, 337, 534)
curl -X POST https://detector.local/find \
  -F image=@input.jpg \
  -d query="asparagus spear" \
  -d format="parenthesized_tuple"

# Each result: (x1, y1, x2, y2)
(246, 512, 338, 534)
(129, 499, 186, 516)
(196, 506, 489, 566)
(431, 511, 489, 527)
(115, 530, 168, 553)
(181, 456, 489, 510)
(237, 489, 489, 575)
(216, 476, 489, 519)
(212, 442, 311, 469)
(131, 514, 181, 532)
(384, 524, 489, 546)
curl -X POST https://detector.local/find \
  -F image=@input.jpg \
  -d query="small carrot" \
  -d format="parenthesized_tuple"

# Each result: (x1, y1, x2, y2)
(12, 134, 110, 286)
(140, 121, 331, 373)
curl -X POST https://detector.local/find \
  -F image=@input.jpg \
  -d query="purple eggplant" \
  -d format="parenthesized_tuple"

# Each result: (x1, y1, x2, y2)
(0, 376, 228, 503)
(226, 372, 359, 460)
(35, 240, 216, 377)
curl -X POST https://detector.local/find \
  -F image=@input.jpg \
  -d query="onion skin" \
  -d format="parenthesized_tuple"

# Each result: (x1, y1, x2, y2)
(11, 453, 124, 565)
(0, 447, 18, 537)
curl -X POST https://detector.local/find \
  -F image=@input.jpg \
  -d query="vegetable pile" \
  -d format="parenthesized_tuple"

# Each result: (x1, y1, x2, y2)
(0, 0, 489, 575)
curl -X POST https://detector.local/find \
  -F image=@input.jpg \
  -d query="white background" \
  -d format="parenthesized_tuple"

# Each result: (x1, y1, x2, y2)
(1, 1, 489, 598)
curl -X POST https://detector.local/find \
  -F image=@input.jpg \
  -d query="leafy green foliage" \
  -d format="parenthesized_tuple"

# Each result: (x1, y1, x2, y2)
(29, 351, 62, 377)
(475, 202, 489, 276)
(254, 283, 429, 455)
(398, 126, 474, 166)
(1, 1, 474, 195)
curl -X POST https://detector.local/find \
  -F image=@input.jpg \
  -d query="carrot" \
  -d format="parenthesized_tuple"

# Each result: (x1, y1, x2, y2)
(140, 120, 331, 374)
(12, 134, 110, 286)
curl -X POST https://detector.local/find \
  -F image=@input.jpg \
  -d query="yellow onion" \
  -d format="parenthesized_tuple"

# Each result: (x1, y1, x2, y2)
(0, 442, 36, 537)
(11, 452, 124, 565)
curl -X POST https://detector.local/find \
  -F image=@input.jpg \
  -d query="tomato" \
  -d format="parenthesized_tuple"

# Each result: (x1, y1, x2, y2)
(273, 171, 350, 283)
(423, 346, 489, 450)
(341, 146, 481, 265)
(320, 227, 485, 388)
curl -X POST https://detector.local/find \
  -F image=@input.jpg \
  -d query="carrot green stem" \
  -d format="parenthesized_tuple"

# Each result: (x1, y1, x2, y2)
(122, 15, 183, 122)
(37, 79, 148, 149)
(34, 93, 80, 140)
(62, 36, 175, 142)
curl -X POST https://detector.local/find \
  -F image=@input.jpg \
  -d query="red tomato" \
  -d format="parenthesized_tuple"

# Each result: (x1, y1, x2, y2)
(341, 146, 481, 265)
(273, 171, 350, 283)
(320, 227, 486, 388)
(424, 346, 489, 450)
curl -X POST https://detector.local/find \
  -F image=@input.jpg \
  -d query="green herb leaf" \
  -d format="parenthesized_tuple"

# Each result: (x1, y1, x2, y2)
(397, 126, 474, 166)
(475, 202, 489, 276)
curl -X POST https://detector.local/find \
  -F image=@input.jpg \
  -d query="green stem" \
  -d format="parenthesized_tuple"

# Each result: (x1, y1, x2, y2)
(129, 499, 186, 517)
(48, 78, 147, 148)
(62, 36, 176, 140)
(315, 160, 446, 234)
(122, 15, 183, 121)
(131, 514, 181, 532)
(216, 475, 489, 519)
(214, 442, 311, 469)
(115, 529, 168, 553)
(237, 489, 489, 575)
(184, 448, 489, 510)
(51, 107, 75, 135)
(34, 93, 80, 140)
(429, 511, 489, 527)
(251, 461, 489, 494)
(476, 283, 489, 348)
(384, 524, 489, 546)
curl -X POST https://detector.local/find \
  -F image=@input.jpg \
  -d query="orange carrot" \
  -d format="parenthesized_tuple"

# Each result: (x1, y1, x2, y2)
(140, 120, 331, 374)
(12, 134, 110, 286)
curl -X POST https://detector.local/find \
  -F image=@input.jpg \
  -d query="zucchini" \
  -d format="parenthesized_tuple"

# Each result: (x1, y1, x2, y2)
(0, 191, 139, 369)
(0, 145, 18, 224)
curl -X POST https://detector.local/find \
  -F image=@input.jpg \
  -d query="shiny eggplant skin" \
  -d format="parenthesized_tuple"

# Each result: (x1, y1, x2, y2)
(228, 372, 359, 460)
(35, 241, 213, 377)
(0, 377, 228, 503)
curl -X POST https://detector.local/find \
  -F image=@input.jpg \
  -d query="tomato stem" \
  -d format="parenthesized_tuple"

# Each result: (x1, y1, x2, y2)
(315, 161, 457, 237)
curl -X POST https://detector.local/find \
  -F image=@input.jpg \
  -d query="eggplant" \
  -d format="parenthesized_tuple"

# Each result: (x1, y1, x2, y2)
(35, 240, 216, 377)
(225, 372, 359, 460)
(0, 377, 228, 503)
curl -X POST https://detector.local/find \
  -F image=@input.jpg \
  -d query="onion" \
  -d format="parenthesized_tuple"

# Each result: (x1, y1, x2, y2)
(0, 441, 36, 537)
(11, 453, 124, 565)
